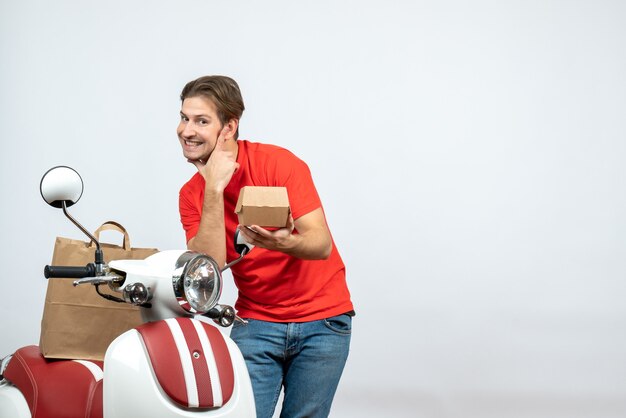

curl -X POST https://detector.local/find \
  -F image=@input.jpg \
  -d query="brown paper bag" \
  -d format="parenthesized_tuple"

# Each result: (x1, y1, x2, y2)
(39, 221, 158, 361)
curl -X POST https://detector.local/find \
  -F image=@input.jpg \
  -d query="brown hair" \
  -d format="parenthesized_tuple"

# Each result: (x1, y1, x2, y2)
(180, 75, 245, 138)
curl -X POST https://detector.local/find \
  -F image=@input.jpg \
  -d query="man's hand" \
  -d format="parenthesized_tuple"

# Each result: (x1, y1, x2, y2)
(238, 214, 296, 252)
(237, 208, 332, 260)
(188, 128, 239, 193)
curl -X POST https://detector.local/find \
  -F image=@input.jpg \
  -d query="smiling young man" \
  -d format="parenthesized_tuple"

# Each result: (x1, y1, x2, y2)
(177, 75, 354, 418)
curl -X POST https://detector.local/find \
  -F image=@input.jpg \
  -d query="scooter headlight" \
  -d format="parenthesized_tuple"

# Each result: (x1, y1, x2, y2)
(173, 252, 222, 314)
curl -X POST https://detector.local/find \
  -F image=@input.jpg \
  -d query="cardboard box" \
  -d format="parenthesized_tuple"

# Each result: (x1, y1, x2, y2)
(235, 186, 290, 227)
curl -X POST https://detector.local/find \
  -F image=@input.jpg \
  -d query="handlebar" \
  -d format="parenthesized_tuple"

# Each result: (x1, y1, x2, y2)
(44, 264, 96, 279)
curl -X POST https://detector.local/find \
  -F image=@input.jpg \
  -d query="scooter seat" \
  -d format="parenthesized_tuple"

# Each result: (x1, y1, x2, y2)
(3, 345, 103, 418)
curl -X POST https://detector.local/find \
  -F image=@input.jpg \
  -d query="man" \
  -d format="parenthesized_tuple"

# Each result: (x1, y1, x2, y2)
(178, 75, 354, 418)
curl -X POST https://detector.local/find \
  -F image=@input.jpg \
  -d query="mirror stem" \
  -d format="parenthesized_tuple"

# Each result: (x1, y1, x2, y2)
(62, 200, 101, 251)
(62, 201, 104, 268)
(221, 247, 249, 272)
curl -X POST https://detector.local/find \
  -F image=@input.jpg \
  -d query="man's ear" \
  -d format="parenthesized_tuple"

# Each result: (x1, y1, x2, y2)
(224, 118, 239, 139)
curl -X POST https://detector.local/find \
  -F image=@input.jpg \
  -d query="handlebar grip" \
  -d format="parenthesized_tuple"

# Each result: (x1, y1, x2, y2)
(44, 264, 96, 279)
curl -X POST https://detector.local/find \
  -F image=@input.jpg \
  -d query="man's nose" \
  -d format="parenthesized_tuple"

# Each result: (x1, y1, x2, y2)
(181, 122, 196, 137)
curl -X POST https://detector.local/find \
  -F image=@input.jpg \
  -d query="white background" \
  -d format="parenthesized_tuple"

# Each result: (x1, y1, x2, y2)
(2, 1, 626, 417)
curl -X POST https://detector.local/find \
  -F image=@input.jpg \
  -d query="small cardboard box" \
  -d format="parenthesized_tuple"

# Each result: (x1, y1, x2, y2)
(235, 186, 290, 227)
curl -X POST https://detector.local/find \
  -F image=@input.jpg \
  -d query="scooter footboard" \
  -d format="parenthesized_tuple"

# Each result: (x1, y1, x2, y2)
(104, 317, 255, 417)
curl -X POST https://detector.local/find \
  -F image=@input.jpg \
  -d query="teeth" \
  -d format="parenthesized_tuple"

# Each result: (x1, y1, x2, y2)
(185, 140, 202, 146)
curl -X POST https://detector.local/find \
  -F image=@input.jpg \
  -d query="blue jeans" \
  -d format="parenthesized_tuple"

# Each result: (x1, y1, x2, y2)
(230, 314, 352, 418)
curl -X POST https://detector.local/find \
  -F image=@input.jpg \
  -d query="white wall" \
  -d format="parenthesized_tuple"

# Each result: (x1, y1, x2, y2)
(2, 1, 626, 417)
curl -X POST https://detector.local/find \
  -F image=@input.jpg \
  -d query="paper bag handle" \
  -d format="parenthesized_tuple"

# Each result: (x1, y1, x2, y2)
(90, 221, 131, 250)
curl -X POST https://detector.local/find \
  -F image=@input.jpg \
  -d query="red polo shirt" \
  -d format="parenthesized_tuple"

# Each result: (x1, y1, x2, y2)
(179, 140, 353, 322)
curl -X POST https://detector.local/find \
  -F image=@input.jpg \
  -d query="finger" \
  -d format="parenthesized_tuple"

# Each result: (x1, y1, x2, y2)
(241, 225, 259, 235)
(238, 226, 258, 242)
(247, 225, 271, 238)
(285, 213, 295, 231)
(215, 126, 230, 150)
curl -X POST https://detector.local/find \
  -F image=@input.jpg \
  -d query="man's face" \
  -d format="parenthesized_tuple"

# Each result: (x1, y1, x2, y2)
(177, 96, 223, 162)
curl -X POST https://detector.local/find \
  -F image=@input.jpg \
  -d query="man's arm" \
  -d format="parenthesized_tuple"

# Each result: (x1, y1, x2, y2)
(186, 131, 239, 267)
(238, 207, 332, 260)
(187, 189, 228, 267)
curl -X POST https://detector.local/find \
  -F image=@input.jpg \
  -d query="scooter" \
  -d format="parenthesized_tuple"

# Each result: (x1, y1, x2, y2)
(0, 166, 256, 418)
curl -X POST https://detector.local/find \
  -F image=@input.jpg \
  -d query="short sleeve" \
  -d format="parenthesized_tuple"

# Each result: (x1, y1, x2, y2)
(179, 175, 204, 242)
(269, 150, 322, 220)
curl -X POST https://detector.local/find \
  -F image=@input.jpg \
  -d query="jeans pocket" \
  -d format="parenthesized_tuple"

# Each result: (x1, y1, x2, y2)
(323, 314, 352, 335)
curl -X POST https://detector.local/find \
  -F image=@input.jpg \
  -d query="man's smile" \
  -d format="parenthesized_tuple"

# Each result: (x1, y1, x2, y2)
(184, 139, 204, 147)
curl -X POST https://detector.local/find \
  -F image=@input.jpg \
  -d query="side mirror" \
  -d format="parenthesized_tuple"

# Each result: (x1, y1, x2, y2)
(40, 166, 104, 270)
(234, 229, 254, 256)
(40, 166, 84, 208)
(222, 229, 254, 272)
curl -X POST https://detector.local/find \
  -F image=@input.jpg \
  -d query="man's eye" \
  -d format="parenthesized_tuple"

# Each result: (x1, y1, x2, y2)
(198, 119, 208, 125)
(180, 115, 189, 122)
